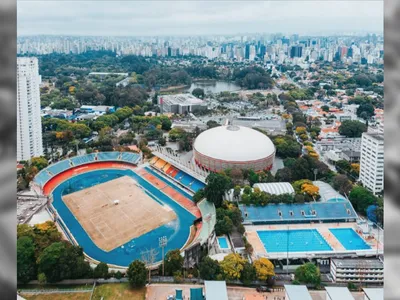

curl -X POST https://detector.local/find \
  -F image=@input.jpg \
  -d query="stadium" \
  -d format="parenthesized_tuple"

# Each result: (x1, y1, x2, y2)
(193, 125, 276, 172)
(31, 152, 215, 268)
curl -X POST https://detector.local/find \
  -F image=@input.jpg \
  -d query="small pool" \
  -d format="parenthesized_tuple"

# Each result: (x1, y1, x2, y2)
(329, 228, 371, 250)
(218, 236, 230, 249)
(257, 229, 332, 253)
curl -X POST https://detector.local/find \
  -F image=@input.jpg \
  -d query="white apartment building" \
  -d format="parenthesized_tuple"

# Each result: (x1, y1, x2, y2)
(330, 259, 384, 285)
(17, 57, 43, 161)
(359, 133, 384, 195)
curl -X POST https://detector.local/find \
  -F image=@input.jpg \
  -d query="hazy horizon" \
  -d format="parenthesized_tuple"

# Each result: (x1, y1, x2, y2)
(17, 1, 383, 37)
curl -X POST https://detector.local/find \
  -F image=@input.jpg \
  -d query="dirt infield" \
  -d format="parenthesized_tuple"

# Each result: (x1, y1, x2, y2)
(62, 176, 177, 251)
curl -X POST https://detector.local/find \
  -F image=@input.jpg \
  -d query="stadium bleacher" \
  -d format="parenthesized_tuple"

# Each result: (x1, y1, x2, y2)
(240, 201, 358, 224)
(97, 152, 120, 161)
(33, 152, 140, 187)
(47, 159, 72, 176)
(173, 170, 205, 193)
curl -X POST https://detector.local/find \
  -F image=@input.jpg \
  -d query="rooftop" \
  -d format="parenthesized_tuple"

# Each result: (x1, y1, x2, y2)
(362, 288, 384, 300)
(325, 287, 355, 300)
(284, 285, 312, 300)
(363, 132, 384, 141)
(332, 258, 383, 269)
(204, 281, 228, 300)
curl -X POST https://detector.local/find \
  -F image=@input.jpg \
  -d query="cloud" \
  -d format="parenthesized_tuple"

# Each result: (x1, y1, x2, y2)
(17, 1, 384, 36)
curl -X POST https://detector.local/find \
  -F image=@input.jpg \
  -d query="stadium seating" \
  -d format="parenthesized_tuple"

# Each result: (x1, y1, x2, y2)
(70, 154, 96, 166)
(162, 163, 171, 172)
(34, 170, 52, 186)
(240, 201, 358, 224)
(166, 165, 179, 177)
(121, 152, 140, 164)
(47, 159, 72, 176)
(154, 158, 167, 169)
(173, 170, 206, 193)
(97, 152, 120, 161)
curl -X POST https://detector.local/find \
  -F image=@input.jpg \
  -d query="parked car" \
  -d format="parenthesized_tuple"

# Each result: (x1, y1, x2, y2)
(256, 286, 271, 293)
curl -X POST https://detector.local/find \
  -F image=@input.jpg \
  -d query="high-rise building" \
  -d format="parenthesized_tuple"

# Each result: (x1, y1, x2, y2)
(359, 132, 384, 195)
(245, 44, 250, 60)
(17, 57, 43, 161)
(290, 45, 302, 58)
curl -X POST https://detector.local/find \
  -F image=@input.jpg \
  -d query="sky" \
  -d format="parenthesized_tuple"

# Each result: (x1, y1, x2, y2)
(17, 1, 384, 36)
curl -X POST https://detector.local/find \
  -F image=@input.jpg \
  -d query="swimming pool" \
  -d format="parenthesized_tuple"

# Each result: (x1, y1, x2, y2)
(51, 168, 196, 266)
(329, 228, 371, 250)
(257, 229, 332, 253)
(218, 236, 229, 249)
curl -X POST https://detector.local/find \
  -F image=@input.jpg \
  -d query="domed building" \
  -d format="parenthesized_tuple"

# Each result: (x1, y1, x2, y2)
(193, 125, 275, 172)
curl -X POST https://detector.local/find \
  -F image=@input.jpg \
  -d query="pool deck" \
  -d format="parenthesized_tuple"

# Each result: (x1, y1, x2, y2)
(245, 222, 381, 259)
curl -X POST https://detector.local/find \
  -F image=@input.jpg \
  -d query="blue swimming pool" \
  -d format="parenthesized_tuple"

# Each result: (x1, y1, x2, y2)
(52, 168, 196, 266)
(257, 229, 332, 253)
(329, 228, 371, 250)
(218, 236, 229, 249)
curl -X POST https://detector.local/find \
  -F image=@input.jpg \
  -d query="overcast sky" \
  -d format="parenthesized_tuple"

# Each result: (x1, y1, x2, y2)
(17, 1, 383, 36)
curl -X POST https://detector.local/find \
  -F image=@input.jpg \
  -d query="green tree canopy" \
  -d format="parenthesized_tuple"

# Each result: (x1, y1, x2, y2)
(17, 236, 36, 284)
(204, 172, 232, 208)
(127, 260, 147, 288)
(164, 249, 184, 276)
(94, 262, 109, 279)
(199, 256, 221, 280)
(349, 186, 377, 213)
(338, 120, 367, 138)
(295, 263, 321, 286)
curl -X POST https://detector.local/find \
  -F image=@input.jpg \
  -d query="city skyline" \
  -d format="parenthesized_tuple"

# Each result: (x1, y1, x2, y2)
(18, 1, 384, 37)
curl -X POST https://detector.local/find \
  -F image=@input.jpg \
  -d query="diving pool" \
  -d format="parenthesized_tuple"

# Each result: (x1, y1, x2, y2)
(329, 228, 371, 250)
(51, 168, 196, 266)
(257, 229, 332, 253)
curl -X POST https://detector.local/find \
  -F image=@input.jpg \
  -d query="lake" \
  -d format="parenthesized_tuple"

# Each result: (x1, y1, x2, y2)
(186, 80, 241, 94)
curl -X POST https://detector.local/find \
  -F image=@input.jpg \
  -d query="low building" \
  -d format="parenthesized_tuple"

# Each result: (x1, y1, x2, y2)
(159, 94, 207, 114)
(79, 105, 115, 113)
(284, 284, 312, 300)
(330, 258, 384, 285)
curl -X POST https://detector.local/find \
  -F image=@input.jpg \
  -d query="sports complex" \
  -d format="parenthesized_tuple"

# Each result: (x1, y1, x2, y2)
(32, 151, 215, 268)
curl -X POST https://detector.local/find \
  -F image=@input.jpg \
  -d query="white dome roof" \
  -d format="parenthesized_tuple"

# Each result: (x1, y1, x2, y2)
(194, 125, 275, 162)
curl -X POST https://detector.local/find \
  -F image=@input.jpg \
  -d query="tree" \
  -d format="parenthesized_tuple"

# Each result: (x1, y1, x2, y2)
(204, 172, 232, 208)
(338, 120, 367, 138)
(206, 120, 220, 129)
(295, 263, 321, 286)
(192, 88, 205, 99)
(357, 103, 375, 120)
(193, 188, 205, 203)
(253, 257, 275, 281)
(17, 237, 36, 284)
(215, 216, 234, 236)
(94, 262, 109, 279)
(164, 249, 183, 276)
(37, 242, 66, 283)
(30, 157, 48, 171)
(219, 253, 246, 281)
(321, 105, 330, 112)
(199, 256, 221, 280)
(127, 260, 147, 287)
(349, 186, 377, 213)
(241, 262, 256, 285)
(332, 174, 353, 195)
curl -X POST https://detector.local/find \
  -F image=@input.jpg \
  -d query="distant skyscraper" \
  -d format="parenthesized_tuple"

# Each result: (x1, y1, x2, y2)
(290, 46, 302, 58)
(17, 57, 43, 161)
(245, 44, 250, 60)
(359, 132, 384, 195)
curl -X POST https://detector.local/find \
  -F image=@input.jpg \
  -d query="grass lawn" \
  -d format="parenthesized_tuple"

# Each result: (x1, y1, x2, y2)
(21, 293, 91, 300)
(92, 283, 146, 300)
